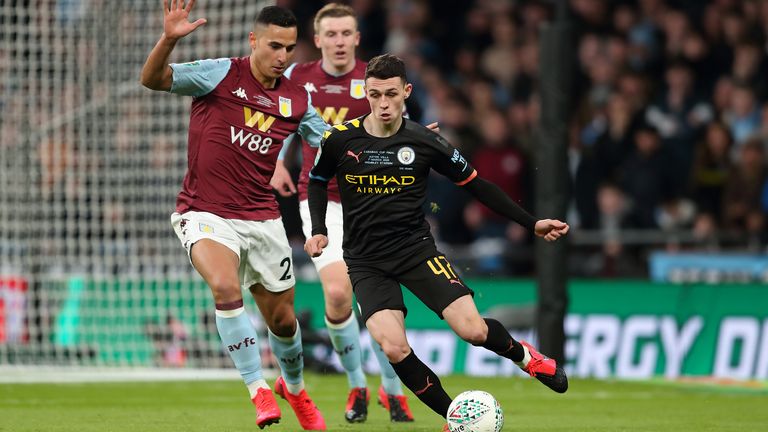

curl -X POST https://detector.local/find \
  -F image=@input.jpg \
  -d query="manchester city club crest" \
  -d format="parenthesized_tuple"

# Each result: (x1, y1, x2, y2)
(279, 96, 292, 117)
(350, 79, 365, 99)
(397, 146, 415, 165)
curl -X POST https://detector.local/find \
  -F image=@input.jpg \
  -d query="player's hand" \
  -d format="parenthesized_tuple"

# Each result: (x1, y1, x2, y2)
(534, 219, 569, 242)
(163, 0, 206, 41)
(270, 160, 297, 197)
(304, 234, 329, 258)
(426, 122, 440, 133)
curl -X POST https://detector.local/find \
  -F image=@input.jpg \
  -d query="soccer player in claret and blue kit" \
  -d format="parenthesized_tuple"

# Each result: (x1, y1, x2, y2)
(305, 53, 570, 427)
(140, 1, 329, 430)
(270, 3, 415, 424)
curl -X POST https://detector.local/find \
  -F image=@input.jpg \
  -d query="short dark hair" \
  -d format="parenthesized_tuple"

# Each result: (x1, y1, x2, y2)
(256, 6, 297, 28)
(364, 54, 407, 82)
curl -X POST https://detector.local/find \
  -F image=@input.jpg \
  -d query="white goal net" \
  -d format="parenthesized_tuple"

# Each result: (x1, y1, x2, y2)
(0, 0, 273, 369)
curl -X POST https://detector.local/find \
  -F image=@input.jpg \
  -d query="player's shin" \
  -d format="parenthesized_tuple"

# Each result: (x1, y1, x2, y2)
(268, 321, 305, 394)
(390, 351, 452, 417)
(326, 312, 367, 389)
(479, 318, 525, 363)
(214, 302, 268, 396)
(371, 339, 403, 396)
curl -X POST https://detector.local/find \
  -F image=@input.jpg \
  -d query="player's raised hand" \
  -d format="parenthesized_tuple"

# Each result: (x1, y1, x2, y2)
(304, 234, 329, 258)
(534, 219, 570, 242)
(270, 160, 297, 197)
(426, 122, 440, 133)
(163, 0, 207, 40)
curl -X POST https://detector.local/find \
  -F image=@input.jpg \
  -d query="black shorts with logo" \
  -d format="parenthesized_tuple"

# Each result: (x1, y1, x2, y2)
(348, 251, 474, 324)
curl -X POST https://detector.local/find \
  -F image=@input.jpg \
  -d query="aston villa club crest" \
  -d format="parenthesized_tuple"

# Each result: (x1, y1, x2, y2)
(279, 96, 292, 117)
(350, 79, 365, 99)
(397, 146, 415, 165)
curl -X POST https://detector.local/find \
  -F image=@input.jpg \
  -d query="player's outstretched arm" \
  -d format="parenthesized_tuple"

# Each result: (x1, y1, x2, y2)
(463, 176, 569, 242)
(140, 0, 207, 91)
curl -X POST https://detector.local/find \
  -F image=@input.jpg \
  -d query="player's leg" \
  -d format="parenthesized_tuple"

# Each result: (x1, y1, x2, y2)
(371, 337, 414, 422)
(442, 295, 569, 394)
(171, 212, 279, 428)
(366, 309, 453, 418)
(317, 261, 370, 422)
(300, 199, 371, 422)
(246, 218, 326, 430)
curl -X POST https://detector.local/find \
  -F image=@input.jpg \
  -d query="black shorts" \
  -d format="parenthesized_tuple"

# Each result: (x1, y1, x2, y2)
(349, 254, 474, 324)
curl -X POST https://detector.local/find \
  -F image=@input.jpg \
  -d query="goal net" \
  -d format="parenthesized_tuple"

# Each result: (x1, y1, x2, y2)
(0, 0, 273, 369)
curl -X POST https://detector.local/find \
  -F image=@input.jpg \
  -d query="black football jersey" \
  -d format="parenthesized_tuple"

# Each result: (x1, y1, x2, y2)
(310, 116, 476, 265)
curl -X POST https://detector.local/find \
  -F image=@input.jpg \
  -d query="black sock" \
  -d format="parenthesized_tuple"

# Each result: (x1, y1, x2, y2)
(390, 350, 452, 417)
(480, 318, 524, 362)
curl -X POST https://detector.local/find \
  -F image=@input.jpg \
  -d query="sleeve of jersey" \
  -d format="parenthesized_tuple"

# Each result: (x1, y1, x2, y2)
(297, 93, 331, 148)
(307, 131, 338, 236)
(428, 132, 478, 186)
(169, 58, 231, 97)
(308, 130, 338, 183)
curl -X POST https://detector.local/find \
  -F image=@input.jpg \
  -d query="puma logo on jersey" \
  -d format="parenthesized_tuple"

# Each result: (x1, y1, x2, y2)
(346, 150, 363, 163)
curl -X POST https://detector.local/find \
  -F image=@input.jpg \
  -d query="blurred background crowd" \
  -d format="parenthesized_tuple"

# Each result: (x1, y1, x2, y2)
(2, 0, 768, 280)
(275, 0, 768, 278)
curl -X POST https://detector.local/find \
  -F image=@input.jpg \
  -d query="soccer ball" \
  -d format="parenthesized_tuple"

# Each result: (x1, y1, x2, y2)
(446, 390, 504, 432)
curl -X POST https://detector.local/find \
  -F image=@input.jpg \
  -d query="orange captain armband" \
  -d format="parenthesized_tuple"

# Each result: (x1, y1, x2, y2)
(455, 169, 477, 186)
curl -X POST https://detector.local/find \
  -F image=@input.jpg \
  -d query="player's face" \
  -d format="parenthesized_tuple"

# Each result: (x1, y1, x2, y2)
(315, 16, 360, 70)
(249, 24, 298, 80)
(365, 77, 412, 125)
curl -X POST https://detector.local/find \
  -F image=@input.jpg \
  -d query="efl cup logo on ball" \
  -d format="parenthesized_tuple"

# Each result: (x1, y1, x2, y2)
(446, 390, 504, 432)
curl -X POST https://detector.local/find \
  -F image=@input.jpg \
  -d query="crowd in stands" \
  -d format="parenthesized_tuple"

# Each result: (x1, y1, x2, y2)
(277, 0, 768, 276)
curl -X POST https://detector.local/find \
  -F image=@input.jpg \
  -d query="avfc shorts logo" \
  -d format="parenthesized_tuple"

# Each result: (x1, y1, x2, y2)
(279, 96, 292, 117)
(397, 146, 415, 165)
(199, 223, 214, 234)
(350, 79, 365, 99)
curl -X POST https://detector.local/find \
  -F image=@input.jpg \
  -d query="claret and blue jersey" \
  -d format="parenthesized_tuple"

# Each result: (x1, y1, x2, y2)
(168, 57, 329, 220)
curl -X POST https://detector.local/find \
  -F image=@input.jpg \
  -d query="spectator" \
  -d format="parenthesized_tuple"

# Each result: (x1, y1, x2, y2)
(689, 122, 734, 239)
(620, 125, 679, 229)
(722, 139, 766, 243)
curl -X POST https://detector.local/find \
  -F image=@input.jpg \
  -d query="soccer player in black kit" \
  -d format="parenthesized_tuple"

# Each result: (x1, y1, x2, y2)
(305, 54, 570, 426)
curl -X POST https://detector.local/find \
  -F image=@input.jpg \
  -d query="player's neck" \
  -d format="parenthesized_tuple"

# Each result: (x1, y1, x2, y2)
(363, 115, 402, 138)
(249, 60, 278, 89)
(320, 58, 355, 77)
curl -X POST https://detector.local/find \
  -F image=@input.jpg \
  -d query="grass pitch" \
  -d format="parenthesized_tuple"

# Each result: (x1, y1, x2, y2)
(2, 373, 767, 431)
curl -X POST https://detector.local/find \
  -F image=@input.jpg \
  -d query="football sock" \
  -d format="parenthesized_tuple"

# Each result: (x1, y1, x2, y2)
(391, 350, 452, 417)
(215, 301, 266, 395)
(268, 320, 305, 395)
(325, 311, 367, 389)
(371, 339, 404, 395)
(480, 318, 525, 363)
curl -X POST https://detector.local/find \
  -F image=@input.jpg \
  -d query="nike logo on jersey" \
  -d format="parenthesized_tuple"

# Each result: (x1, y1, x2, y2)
(346, 150, 363, 163)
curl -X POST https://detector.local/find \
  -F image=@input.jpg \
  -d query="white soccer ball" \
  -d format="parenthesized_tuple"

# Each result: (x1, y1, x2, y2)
(446, 390, 504, 432)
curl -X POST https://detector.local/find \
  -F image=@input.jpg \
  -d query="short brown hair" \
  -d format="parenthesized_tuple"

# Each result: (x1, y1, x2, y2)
(313, 3, 357, 34)
(365, 54, 407, 82)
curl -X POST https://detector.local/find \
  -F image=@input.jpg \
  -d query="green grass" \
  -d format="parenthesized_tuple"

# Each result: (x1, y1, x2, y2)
(2, 374, 767, 431)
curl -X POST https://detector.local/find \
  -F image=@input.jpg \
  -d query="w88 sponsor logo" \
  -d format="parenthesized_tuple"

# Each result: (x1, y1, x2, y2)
(230, 126, 274, 154)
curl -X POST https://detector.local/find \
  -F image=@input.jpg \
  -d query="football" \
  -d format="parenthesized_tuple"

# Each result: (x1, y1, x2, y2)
(446, 390, 504, 432)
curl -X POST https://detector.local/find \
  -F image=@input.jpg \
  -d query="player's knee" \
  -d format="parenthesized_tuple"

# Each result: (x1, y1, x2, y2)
(206, 276, 240, 303)
(458, 321, 488, 346)
(323, 283, 351, 315)
(380, 340, 410, 363)
(269, 315, 297, 337)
